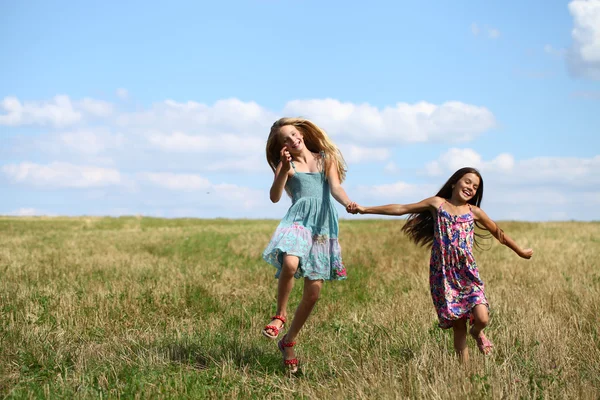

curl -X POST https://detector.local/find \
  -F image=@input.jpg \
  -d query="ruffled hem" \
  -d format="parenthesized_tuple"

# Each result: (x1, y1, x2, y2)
(435, 296, 489, 329)
(262, 223, 346, 281)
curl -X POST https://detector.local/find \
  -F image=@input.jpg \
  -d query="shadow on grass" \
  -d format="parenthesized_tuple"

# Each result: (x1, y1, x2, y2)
(162, 339, 286, 375)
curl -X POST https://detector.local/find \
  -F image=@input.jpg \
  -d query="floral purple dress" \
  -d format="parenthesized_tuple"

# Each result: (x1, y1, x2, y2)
(430, 202, 488, 329)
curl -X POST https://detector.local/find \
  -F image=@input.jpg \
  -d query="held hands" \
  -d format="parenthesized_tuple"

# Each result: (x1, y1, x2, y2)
(518, 248, 534, 259)
(280, 146, 292, 171)
(346, 202, 365, 214)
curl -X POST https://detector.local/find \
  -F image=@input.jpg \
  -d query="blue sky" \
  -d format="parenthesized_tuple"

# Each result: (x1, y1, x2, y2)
(1, 0, 599, 220)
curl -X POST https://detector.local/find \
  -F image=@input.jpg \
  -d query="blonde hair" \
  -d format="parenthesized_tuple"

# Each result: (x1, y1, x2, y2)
(265, 117, 347, 183)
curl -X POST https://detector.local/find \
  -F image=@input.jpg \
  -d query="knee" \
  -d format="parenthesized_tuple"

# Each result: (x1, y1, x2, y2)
(478, 315, 489, 327)
(303, 291, 320, 305)
(281, 258, 299, 275)
(473, 311, 489, 327)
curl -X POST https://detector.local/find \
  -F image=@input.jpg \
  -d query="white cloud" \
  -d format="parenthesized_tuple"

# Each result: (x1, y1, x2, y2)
(116, 88, 129, 100)
(211, 183, 266, 210)
(4, 96, 496, 168)
(4, 208, 49, 216)
(147, 131, 263, 155)
(339, 144, 390, 164)
(481, 186, 600, 221)
(492, 153, 516, 170)
(283, 99, 496, 144)
(423, 148, 599, 188)
(366, 182, 416, 197)
(471, 23, 500, 39)
(570, 90, 600, 99)
(116, 98, 275, 133)
(203, 156, 267, 173)
(0, 95, 82, 127)
(384, 161, 400, 174)
(2, 162, 123, 188)
(137, 172, 268, 211)
(544, 44, 566, 58)
(488, 28, 501, 39)
(568, 0, 600, 80)
(424, 148, 514, 176)
(349, 181, 438, 219)
(351, 157, 600, 221)
(425, 148, 483, 175)
(138, 172, 211, 191)
(78, 98, 113, 117)
(0, 95, 114, 127)
(58, 130, 125, 155)
(515, 155, 600, 186)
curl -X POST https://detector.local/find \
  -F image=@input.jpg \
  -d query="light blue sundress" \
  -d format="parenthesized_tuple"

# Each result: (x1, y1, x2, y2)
(262, 154, 347, 281)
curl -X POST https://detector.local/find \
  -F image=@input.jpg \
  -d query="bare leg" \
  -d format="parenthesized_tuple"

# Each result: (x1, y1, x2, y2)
(281, 277, 323, 361)
(469, 304, 489, 338)
(453, 318, 469, 364)
(264, 255, 299, 336)
(469, 304, 492, 354)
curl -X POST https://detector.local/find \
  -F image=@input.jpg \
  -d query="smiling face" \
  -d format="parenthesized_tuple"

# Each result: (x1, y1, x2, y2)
(278, 125, 305, 153)
(452, 172, 480, 203)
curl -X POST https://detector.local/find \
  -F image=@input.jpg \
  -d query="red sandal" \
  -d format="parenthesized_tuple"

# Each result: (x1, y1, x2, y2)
(469, 314, 493, 355)
(470, 328, 494, 355)
(261, 315, 286, 339)
(278, 335, 299, 374)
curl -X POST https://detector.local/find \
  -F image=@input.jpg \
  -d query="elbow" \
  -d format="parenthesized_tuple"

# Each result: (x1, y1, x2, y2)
(270, 193, 281, 203)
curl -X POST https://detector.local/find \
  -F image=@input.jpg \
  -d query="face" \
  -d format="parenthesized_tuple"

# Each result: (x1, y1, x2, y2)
(278, 125, 305, 153)
(453, 172, 480, 202)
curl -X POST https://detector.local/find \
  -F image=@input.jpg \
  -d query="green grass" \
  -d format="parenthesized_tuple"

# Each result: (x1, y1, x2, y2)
(1, 217, 599, 399)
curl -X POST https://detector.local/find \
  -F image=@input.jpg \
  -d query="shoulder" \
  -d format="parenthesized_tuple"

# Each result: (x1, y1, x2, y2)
(470, 205, 487, 220)
(429, 196, 445, 209)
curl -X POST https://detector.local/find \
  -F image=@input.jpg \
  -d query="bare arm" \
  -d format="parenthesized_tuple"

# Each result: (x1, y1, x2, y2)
(472, 206, 533, 259)
(327, 158, 352, 207)
(269, 147, 292, 203)
(349, 196, 442, 216)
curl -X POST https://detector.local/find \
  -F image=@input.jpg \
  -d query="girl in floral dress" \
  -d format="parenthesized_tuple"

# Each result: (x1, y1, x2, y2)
(347, 167, 533, 363)
(262, 117, 354, 373)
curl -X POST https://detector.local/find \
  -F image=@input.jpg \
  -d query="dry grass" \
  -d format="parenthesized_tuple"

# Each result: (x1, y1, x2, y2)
(0, 217, 599, 399)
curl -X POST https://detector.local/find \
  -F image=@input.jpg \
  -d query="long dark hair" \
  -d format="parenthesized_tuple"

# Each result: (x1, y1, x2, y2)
(402, 167, 489, 247)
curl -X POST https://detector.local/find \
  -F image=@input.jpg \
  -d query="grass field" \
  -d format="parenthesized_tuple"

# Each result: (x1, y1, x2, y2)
(1, 216, 599, 399)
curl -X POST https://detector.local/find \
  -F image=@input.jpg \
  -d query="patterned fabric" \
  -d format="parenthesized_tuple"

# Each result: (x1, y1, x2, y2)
(263, 154, 346, 281)
(430, 202, 488, 329)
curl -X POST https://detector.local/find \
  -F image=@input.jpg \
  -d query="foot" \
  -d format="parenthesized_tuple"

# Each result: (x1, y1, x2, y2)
(470, 327, 493, 355)
(278, 335, 299, 374)
(262, 315, 286, 339)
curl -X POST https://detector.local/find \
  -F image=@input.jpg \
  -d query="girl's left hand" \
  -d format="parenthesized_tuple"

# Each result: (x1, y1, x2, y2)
(346, 202, 364, 214)
(519, 248, 534, 259)
(346, 202, 357, 214)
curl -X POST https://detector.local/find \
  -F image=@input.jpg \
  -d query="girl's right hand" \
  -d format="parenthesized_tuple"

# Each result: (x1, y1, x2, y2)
(519, 248, 534, 259)
(280, 146, 292, 171)
(346, 202, 365, 214)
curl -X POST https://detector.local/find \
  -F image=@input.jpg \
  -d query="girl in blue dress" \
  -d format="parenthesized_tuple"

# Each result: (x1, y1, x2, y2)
(262, 117, 354, 373)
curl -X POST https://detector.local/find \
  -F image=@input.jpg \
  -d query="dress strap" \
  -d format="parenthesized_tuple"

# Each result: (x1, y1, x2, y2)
(290, 160, 296, 171)
(318, 151, 326, 175)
